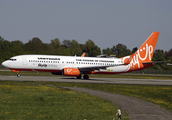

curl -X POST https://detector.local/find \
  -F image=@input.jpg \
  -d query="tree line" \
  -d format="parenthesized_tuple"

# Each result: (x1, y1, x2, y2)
(0, 36, 172, 70)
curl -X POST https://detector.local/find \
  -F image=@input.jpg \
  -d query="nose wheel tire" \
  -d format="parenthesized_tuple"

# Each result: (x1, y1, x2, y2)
(17, 74, 21, 77)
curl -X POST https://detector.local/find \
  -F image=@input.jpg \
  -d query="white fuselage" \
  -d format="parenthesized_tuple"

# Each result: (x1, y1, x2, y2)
(2, 55, 130, 74)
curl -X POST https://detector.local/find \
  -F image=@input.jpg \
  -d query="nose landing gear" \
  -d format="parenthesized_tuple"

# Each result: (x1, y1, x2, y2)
(11, 69, 20, 77)
(17, 73, 21, 77)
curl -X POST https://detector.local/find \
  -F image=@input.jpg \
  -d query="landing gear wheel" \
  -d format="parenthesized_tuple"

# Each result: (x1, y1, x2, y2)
(76, 74, 82, 79)
(83, 74, 89, 79)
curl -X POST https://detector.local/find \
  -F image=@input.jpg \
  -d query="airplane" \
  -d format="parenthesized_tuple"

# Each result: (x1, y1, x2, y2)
(2, 32, 160, 79)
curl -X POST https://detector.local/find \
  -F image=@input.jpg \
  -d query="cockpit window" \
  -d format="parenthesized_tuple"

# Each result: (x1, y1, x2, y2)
(9, 59, 17, 61)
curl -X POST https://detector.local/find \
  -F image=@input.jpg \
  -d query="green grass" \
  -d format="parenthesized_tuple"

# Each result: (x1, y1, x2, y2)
(0, 81, 128, 120)
(1, 81, 172, 120)
(43, 82, 172, 112)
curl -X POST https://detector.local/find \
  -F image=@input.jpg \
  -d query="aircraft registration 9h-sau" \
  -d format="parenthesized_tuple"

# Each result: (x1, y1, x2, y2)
(2, 32, 161, 79)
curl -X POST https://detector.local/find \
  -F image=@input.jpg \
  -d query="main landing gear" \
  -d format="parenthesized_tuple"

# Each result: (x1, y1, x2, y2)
(83, 74, 89, 79)
(77, 74, 89, 79)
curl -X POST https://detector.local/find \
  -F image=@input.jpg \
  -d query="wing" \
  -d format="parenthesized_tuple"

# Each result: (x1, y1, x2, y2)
(77, 64, 121, 72)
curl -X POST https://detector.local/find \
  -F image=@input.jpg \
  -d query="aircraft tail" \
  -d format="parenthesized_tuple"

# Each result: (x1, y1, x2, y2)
(136, 32, 160, 62)
(122, 32, 160, 71)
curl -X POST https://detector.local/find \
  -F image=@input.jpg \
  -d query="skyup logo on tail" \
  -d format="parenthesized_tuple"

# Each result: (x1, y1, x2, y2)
(122, 32, 160, 72)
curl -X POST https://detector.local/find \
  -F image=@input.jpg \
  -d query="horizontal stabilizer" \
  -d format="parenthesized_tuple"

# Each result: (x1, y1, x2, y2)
(143, 60, 171, 64)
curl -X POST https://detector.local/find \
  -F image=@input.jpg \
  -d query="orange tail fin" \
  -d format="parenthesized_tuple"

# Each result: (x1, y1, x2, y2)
(121, 32, 160, 71)
(136, 32, 160, 62)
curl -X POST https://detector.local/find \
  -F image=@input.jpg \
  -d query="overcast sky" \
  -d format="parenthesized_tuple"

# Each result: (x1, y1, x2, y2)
(0, 0, 172, 52)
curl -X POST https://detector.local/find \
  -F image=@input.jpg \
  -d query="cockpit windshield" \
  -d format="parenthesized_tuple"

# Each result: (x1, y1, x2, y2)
(9, 59, 17, 61)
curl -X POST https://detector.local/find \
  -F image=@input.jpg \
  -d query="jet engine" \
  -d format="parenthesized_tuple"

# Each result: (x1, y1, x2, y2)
(62, 68, 80, 76)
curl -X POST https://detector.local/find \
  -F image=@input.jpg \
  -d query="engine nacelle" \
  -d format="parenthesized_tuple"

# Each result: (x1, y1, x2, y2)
(62, 68, 80, 76)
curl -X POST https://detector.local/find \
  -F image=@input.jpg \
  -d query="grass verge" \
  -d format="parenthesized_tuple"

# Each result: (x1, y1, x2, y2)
(42, 82, 172, 112)
(0, 81, 128, 120)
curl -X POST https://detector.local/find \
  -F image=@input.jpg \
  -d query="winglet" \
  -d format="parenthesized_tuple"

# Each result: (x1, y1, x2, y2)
(81, 52, 86, 57)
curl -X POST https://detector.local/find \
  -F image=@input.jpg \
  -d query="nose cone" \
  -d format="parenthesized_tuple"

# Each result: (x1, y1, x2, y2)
(2, 61, 9, 68)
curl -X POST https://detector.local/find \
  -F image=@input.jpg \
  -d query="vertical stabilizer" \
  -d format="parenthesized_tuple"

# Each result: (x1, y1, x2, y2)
(121, 32, 160, 71)
(136, 32, 160, 62)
